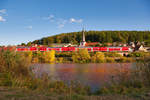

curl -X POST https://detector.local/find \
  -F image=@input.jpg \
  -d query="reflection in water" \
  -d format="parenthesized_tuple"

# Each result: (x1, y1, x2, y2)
(31, 63, 136, 90)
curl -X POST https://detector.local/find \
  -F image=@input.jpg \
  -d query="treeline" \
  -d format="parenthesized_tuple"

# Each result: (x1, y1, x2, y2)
(28, 31, 150, 46)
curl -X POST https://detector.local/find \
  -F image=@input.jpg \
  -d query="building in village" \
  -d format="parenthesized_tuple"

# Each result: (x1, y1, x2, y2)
(131, 42, 147, 52)
(79, 29, 86, 47)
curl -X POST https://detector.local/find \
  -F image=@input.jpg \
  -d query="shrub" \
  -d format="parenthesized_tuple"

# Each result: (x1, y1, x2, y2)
(42, 51, 55, 63)
(104, 52, 122, 57)
(128, 52, 150, 57)
(33, 51, 55, 63)
(56, 52, 74, 57)
(72, 49, 90, 63)
(56, 57, 64, 63)
(91, 52, 105, 63)
(117, 57, 133, 63)
(0, 73, 12, 86)
(106, 57, 115, 63)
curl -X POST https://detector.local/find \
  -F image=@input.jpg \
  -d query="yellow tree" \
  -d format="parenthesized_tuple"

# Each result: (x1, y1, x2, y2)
(42, 50, 55, 63)
(92, 52, 105, 63)
(72, 49, 90, 63)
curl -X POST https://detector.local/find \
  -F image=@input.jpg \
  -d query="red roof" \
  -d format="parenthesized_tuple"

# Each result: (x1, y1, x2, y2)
(85, 42, 99, 46)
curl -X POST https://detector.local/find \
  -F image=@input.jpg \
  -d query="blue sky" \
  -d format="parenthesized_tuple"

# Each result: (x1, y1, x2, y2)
(0, 0, 150, 45)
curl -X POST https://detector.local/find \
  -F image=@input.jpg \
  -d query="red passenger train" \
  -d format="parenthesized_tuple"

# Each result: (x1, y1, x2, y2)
(16, 47, 132, 52)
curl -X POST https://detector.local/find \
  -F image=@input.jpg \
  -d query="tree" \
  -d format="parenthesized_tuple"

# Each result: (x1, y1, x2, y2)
(28, 31, 150, 46)
(47, 37, 54, 45)
(105, 32, 112, 43)
(72, 49, 90, 63)
(37, 51, 55, 63)
(21, 43, 26, 46)
(91, 52, 105, 63)
(27, 42, 32, 46)
(43, 51, 55, 63)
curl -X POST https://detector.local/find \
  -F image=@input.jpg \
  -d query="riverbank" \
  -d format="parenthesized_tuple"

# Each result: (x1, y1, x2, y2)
(0, 87, 150, 100)
(0, 49, 148, 64)
(55, 51, 149, 63)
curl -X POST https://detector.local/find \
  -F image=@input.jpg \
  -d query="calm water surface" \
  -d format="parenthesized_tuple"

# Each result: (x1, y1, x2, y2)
(31, 63, 136, 90)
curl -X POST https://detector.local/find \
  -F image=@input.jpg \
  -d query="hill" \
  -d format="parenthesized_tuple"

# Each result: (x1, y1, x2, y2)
(26, 31, 150, 46)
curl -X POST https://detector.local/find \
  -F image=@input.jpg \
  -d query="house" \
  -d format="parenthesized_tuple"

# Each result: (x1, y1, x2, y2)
(85, 42, 101, 47)
(134, 45, 147, 52)
(50, 43, 77, 47)
(79, 29, 86, 47)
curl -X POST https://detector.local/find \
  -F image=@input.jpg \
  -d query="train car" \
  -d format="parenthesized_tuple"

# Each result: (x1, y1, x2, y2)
(87, 47, 92, 52)
(16, 47, 28, 51)
(54, 48, 61, 52)
(93, 47, 100, 52)
(114, 47, 121, 51)
(29, 47, 37, 51)
(108, 47, 121, 52)
(47, 47, 61, 52)
(47, 47, 53, 51)
(39, 47, 47, 51)
(68, 47, 76, 51)
(122, 47, 129, 52)
(99, 47, 108, 52)
(61, 47, 69, 51)
(75, 47, 90, 52)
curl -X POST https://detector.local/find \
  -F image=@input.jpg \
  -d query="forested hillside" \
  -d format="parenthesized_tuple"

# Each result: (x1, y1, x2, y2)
(29, 31, 150, 46)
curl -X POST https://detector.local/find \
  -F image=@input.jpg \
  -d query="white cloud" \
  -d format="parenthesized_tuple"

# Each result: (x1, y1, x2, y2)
(57, 19, 67, 24)
(0, 16, 6, 22)
(43, 14, 83, 28)
(58, 24, 65, 28)
(48, 15, 54, 19)
(0, 9, 6, 14)
(0, 9, 7, 22)
(26, 26, 33, 30)
(57, 19, 67, 29)
(57, 18, 83, 28)
(70, 18, 83, 23)
(44, 14, 55, 22)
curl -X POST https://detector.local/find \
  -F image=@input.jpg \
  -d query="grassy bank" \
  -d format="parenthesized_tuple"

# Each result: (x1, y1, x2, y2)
(1, 49, 148, 64)
(1, 50, 150, 100)
(0, 87, 145, 100)
(56, 50, 150, 63)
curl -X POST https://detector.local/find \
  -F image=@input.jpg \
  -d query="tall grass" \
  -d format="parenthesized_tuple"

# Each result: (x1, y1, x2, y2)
(0, 50, 91, 95)
(95, 59, 150, 97)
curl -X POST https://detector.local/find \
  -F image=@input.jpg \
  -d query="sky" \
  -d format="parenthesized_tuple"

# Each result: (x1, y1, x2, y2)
(0, 0, 150, 45)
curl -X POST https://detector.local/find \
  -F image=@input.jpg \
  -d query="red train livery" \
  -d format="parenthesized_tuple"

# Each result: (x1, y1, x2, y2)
(16, 47, 131, 52)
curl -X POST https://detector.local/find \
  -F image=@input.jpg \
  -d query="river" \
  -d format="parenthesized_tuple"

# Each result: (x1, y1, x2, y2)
(31, 63, 136, 91)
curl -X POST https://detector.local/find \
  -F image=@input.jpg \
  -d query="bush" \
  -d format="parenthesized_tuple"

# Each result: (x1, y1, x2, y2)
(91, 52, 105, 63)
(104, 52, 122, 57)
(32, 51, 55, 63)
(106, 57, 115, 63)
(56, 52, 74, 57)
(0, 73, 12, 86)
(0, 50, 31, 87)
(117, 57, 133, 63)
(128, 52, 150, 57)
(72, 49, 91, 63)
(56, 57, 64, 63)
